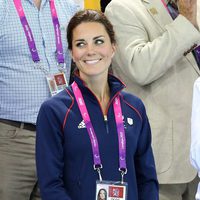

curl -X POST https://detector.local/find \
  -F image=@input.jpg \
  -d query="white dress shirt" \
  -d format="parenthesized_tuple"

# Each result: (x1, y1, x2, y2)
(191, 77, 200, 200)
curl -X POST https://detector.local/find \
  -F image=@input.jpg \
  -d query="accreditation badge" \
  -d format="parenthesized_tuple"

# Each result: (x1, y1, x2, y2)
(46, 72, 68, 96)
(95, 180, 128, 200)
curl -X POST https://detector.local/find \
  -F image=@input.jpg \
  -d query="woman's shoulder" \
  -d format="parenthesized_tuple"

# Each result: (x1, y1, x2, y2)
(121, 90, 143, 105)
(120, 90, 146, 118)
(41, 87, 73, 111)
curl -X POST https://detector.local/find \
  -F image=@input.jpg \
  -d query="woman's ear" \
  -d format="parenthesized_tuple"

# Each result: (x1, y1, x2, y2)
(111, 52, 115, 58)
(70, 50, 75, 62)
(111, 44, 116, 58)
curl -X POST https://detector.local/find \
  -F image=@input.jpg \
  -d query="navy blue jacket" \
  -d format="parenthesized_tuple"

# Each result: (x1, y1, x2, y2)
(36, 74, 159, 200)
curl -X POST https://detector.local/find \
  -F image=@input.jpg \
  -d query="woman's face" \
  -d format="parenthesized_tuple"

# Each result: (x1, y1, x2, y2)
(99, 189, 106, 199)
(71, 22, 116, 80)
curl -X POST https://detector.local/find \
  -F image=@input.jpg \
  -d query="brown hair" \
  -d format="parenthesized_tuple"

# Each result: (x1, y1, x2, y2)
(67, 9, 116, 50)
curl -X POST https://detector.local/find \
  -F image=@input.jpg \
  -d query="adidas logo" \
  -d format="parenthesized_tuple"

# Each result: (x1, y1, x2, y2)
(77, 117, 133, 129)
(78, 120, 86, 129)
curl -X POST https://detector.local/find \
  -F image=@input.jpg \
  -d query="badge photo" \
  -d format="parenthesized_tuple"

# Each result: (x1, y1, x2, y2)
(46, 72, 68, 96)
(96, 181, 128, 200)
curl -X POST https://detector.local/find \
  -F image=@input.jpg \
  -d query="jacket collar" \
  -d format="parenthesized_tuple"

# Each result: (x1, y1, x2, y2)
(72, 70, 126, 100)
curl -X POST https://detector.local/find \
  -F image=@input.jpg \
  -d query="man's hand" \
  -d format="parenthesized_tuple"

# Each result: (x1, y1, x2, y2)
(178, 0, 199, 29)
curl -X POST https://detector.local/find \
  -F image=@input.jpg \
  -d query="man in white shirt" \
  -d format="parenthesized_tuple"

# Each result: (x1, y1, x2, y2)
(191, 77, 200, 200)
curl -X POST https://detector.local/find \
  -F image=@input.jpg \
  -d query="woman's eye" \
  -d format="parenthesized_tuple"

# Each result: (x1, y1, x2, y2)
(95, 39, 104, 45)
(76, 42, 85, 48)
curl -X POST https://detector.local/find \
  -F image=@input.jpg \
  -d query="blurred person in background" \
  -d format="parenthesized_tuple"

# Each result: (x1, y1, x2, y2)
(191, 77, 200, 200)
(105, 0, 200, 199)
(0, 0, 77, 199)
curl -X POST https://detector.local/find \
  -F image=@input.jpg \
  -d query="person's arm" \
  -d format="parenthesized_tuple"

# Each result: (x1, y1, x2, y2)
(36, 101, 71, 200)
(135, 100, 159, 200)
(178, 0, 199, 30)
(105, 1, 200, 85)
(191, 78, 200, 170)
(190, 77, 200, 200)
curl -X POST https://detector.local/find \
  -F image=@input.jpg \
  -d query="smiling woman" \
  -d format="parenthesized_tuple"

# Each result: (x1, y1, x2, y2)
(36, 9, 159, 200)
(70, 22, 115, 86)
(97, 188, 107, 200)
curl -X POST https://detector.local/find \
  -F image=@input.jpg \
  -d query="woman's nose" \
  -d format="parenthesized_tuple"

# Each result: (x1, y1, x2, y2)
(86, 44, 96, 55)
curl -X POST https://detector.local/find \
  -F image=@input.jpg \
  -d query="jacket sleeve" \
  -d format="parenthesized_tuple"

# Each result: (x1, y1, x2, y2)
(105, 0, 200, 85)
(190, 78, 200, 171)
(36, 101, 71, 200)
(135, 100, 159, 200)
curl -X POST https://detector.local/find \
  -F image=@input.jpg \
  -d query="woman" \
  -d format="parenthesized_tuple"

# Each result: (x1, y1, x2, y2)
(97, 188, 107, 200)
(36, 10, 158, 200)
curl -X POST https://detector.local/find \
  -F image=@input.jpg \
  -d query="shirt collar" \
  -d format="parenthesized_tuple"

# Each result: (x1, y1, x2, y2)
(25, 0, 50, 9)
(26, 0, 50, 5)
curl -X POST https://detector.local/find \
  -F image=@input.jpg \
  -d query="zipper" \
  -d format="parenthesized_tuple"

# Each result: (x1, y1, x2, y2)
(75, 79, 124, 135)
(104, 115, 109, 134)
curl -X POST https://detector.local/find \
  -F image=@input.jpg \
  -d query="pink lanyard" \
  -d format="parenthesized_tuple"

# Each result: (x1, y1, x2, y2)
(13, 0, 65, 70)
(72, 82, 127, 182)
(160, 0, 170, 13)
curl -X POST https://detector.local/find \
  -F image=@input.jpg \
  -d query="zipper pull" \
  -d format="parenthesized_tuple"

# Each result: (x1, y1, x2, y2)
(104, 115, 109, 134)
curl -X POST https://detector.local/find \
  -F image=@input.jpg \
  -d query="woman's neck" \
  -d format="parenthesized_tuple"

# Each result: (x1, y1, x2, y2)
(88, 79, 110, 100)
(82, 74, 110, 115)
